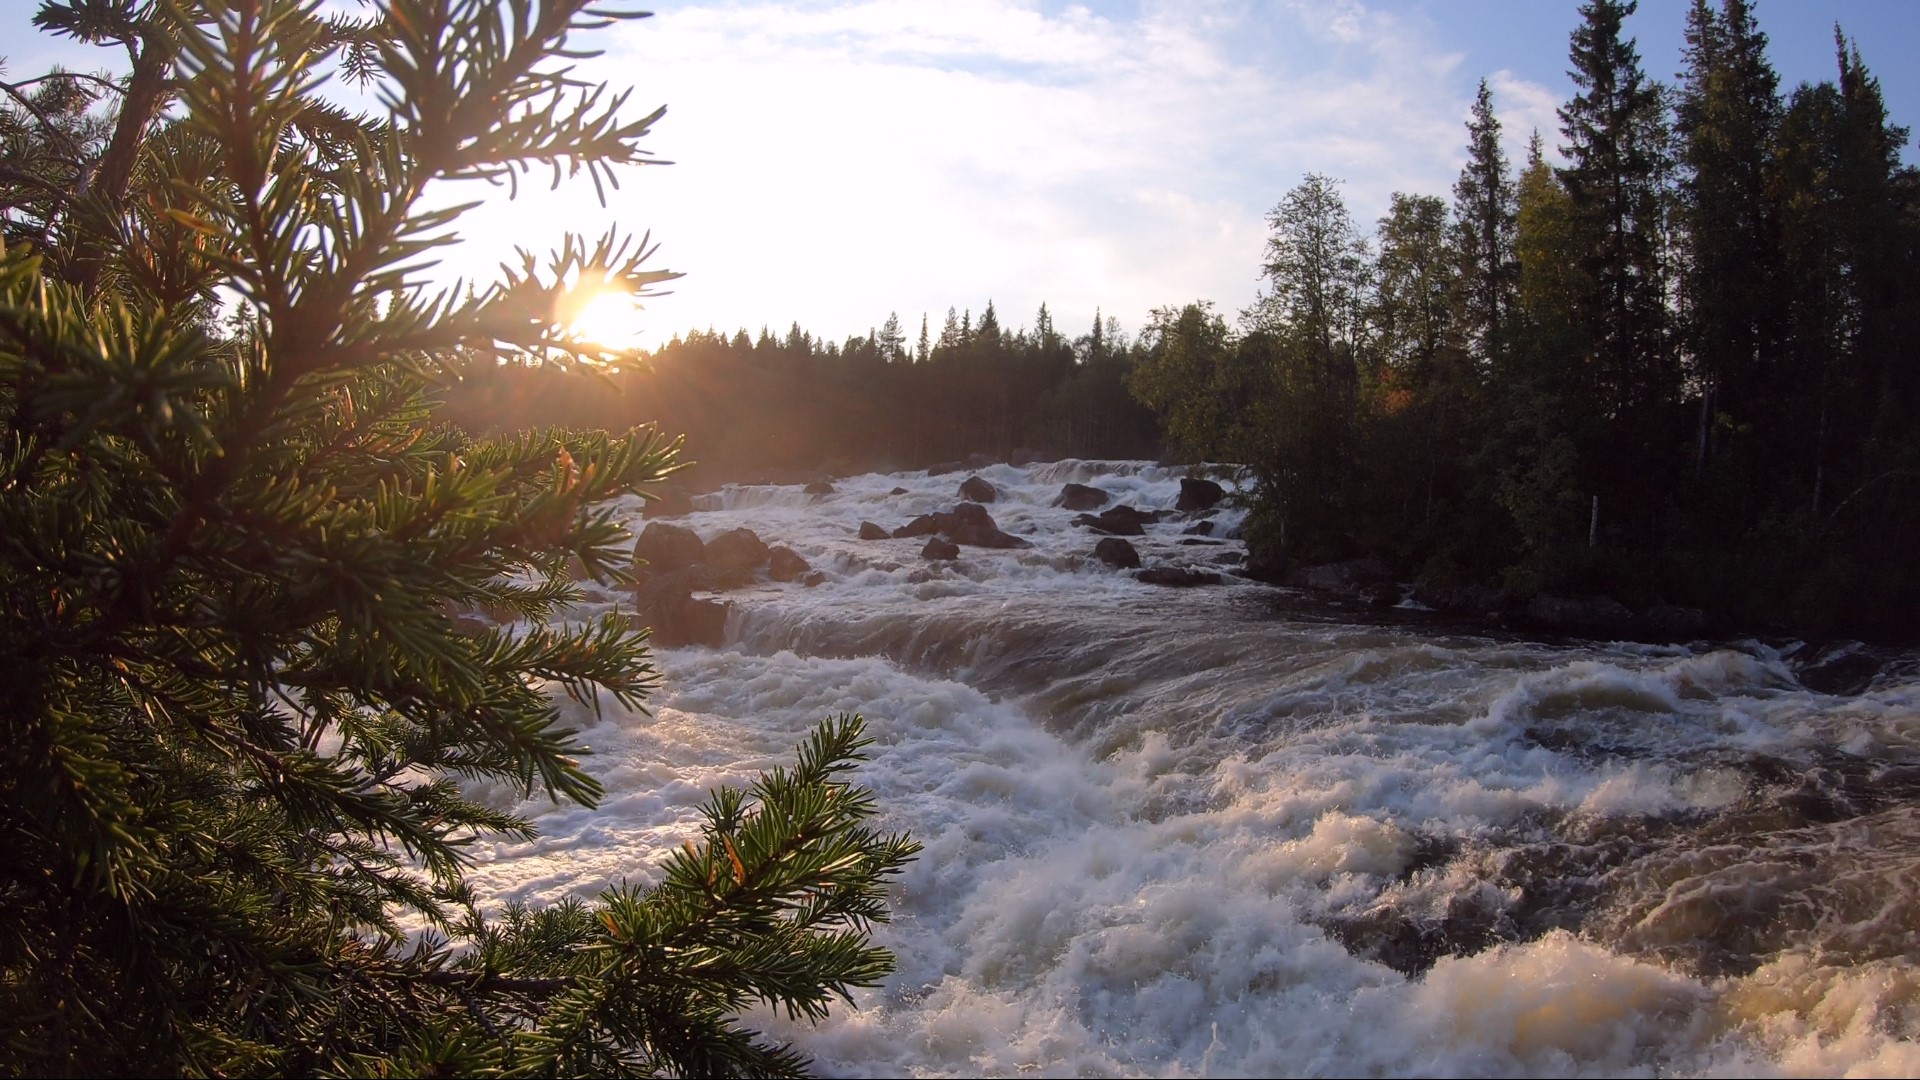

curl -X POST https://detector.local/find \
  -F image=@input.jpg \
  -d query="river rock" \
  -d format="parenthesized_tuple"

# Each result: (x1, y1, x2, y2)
(959, 474, 998, 503)
(1183, 519, 1214, 537)
(889, 486, 909, 495)
(926, 461, 964, 476)
(894, 515, 941, 538)
(1072, 512, 1144, 537)
(858, 521, 890, 540)
(1640, 604, 1707, 641)
(704, 527, 770, 575)
(1054, 483, 1110, 511)
(632, 521, 705, 573)
(767, 546, 811, 582)
(803, 480, 834, 495)
(1286, 557, 1392, 593)
(921, 537, 960, 560)
(1094, 537, 1140, 569)
(1411, 582, 1508, 616)
(1789, 641, 1884, 695)
(1176, 477, 1226, 513)
(1241, 548, 1288, 585)
(935, 502, 1030, 548)
(801, 570, 827, 587)
(1525, 594, 1634, 635)
(640, 484, 695, 518)
(624, 571, 729, 647)
(1136, 567, 1222, 587)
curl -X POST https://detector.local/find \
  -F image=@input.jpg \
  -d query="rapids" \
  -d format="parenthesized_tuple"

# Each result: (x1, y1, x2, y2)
(464, 460, 1920, 1077)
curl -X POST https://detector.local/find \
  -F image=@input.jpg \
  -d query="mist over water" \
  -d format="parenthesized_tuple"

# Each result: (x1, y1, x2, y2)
(467, 461, 1920, 1077)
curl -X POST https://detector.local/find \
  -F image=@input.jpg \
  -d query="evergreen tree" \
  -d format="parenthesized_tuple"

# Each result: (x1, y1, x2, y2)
(0, 2, 915, 1076)
(916, 311, 930, 364)
(1451, 78, 1520, 369)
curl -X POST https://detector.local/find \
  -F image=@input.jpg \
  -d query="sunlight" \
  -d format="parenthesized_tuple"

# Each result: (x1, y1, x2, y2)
(562, 285, 649, 349)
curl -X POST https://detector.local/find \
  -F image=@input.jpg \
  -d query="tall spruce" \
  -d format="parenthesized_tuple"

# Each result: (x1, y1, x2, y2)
(0, 2, 916, 1076)
(1675, 0, 1780, 475)
(1451, 79, 1520, 369)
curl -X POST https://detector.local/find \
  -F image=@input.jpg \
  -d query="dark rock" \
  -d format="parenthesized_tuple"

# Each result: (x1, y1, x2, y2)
(1179, 538, 1222, 546)
(1640, 604, 1707, 641)
(934, 502, 1030, 548)
(889, 486, 909, 495)
(767, 546, 811, 582)
(858, 521, 891, 540)
(1357, 582, 1400, 609)
(959, 474, 998, 503)
(1100, 505, 1164, 526)
(1241, 548, 1288, 585)
(921, 537, 960, 560)
(1175, 476, 1226, 513)
(1412, 582, 1508, 616)
(1094, 537, 1141, 569)
(1136, 567, 1222, 587)
(704, 527, 770, 575)
(1285, 557, 1393, 593)
(803, 481, 834, 495)
(926, 461, 964, 476)
(1525, 594, 1635, 635)
(1183, 519, 1214, 537)
(633, 521, 705, 573)
(624, 571, 729, 648)
(449, 613, 493, 636)
(893, 515, 941, 538)
(640, 484, 695, 518)
(800, 570, 827, 587)
(1054, 483, 1110, 511)
(1790, 642, 1884, 696)
(1072, 512, 1144, 537)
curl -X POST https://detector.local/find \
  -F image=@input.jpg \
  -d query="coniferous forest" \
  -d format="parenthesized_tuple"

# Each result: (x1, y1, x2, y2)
(441, 0, 1919, 637)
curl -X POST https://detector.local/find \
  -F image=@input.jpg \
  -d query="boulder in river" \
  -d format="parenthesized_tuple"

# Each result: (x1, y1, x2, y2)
(858, 521, 891, 540)
(632, 521, 705, 574)
(894, 515, 941, 538)
(926, 461, 964, 476)
(640, 484, 695, 518)
(803, 480, 834, 495)
(1094, 537, 1141, 569)
(1054, 483, 1110, 511)
(1183, 519, 1214, 537)
(768, 546, 811, 582)
(935, 502, 1030, 548)
(1136, 566, 1222, 587)
(624, 570, 729, 647)
(1285, 557, 1391, 593)
(889, 486, 909, 495)
(1524, 594, 1634, 636)
(1071, 511, 1143, 537)
(921, 537, 960, 560)
(1175, 476, 1226, 513)
(704, 527, 770, 575)
(959, 474, 998, 503)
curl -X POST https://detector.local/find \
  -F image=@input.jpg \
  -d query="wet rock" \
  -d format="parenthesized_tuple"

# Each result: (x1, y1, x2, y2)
(959, 474, 998, 503)
(1241, 547, 1288, 585)
(640, 484, 695, 518)
(935, 502, 1030, 548)
(1179, 538, 1223, 546)
(1054, 483, 1110, 511)
(926, 461, 964, 476)
(1072, 512, 1143, 537)
(1286, 557, 1392, 593)
(704, 527, 770, 575)
(803, 480, 834, 495)
(767, 546, 811, 582)
(624, 571, 729, 648)
(1790, 642, 1884, 696)
(921, 537, 960, 560)
(858, 521, 891, 540)
(1136, 566, 1222, 587)
(1094, 537, 1141, 569)
(632, 521, 705, 574)
(1100, 505, 1164, 526)
(1411, 582, 1508, 616)
(889, 486, 909, 495)
(893, 515, 941, 538)
(1525, 594, 1635, 635)
(1175, 476, 1226, 513)
(1640, 604, 1707, 641)
(1183, 519, 1214, 537)
(800, 570, 827, 587)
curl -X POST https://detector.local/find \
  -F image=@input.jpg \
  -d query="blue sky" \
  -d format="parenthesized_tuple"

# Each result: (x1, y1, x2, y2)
(4, 0, 1915, 348)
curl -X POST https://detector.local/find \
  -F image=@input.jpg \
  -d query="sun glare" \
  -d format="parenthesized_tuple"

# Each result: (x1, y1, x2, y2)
(564, 287, 649, 349)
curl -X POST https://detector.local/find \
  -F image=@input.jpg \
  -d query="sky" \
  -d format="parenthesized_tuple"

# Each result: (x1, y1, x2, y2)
(5, 0, 1917, 349)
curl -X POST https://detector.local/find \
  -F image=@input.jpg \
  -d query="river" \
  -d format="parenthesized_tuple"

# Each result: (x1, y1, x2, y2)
(461, 460, 1920, 1077)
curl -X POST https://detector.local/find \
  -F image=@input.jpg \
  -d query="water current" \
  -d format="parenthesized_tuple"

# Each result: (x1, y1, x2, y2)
(464, 460, 1920, 1077)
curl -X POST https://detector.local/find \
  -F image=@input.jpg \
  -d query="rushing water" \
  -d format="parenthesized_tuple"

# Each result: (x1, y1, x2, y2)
(463, 460, 1920, 1077)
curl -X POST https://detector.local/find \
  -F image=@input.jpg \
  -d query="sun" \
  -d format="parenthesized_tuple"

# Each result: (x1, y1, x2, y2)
(561, 285, 649, 349)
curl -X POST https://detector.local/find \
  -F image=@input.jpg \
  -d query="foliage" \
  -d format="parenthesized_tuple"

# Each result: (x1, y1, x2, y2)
(0, 1, 915, 1075)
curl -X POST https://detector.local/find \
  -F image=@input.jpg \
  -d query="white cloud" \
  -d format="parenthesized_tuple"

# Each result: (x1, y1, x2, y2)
(441, 0, 1557, 346)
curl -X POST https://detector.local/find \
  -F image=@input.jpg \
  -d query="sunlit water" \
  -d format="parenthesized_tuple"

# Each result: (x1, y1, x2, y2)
(463, 461, 1920, 1077)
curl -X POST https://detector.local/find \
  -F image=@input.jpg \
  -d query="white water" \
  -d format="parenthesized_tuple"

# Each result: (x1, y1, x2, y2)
(467, 461, 1920, 1078)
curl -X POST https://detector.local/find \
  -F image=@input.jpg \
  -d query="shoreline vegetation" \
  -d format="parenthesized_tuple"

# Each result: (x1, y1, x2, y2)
(438, 0, 1920, 644)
